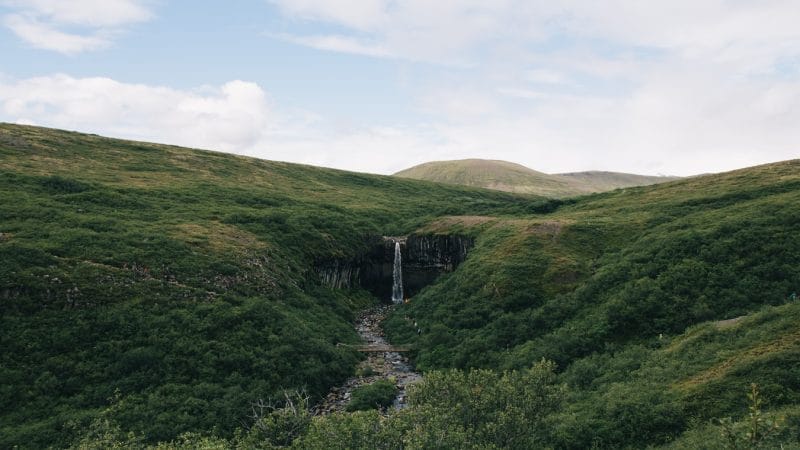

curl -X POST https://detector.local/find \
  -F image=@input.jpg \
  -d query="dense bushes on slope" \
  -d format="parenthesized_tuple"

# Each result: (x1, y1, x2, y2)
(387, 161, 800, 370)
(69, 360, 567, 449)
(3, 124, 799, 448)
(68, 349, 800, 448)
(0, 124, 533, 447)
(385, 160, 800, 447)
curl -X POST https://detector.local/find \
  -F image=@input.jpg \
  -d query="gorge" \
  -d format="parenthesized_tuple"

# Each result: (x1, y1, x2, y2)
(315, 234, 474, 302)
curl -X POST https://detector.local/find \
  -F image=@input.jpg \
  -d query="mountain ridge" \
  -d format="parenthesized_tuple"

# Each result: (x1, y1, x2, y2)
(394, 158, 681, 197)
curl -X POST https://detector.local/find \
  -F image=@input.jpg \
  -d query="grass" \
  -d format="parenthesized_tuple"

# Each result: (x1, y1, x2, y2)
(0, 123, 534, 447)
(2, 123, 800, 448)
(394, 158, 679, 197)
(385, 157, 800, 447)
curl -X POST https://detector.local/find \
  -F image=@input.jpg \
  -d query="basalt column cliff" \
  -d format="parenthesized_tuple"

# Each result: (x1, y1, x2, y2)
(315, 234, 474, 301)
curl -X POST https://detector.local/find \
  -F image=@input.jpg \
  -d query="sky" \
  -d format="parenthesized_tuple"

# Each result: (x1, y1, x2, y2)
(1, 1, 800, 176)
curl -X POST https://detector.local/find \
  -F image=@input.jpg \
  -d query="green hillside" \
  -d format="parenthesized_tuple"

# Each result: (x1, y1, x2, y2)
(394, 159, 575, 197)
(0, 124, 532, 448)
(386, 158, 800, 447)
(394, 158, 679, 197)
(557, 169, 681, 192)
(2, 124, 800, 448)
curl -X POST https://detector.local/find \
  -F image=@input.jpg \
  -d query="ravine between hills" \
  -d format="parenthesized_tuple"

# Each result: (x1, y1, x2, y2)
(313, 304, 421, 414)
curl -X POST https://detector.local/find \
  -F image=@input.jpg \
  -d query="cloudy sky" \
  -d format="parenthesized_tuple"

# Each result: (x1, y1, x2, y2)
(1, 0, 799, 175)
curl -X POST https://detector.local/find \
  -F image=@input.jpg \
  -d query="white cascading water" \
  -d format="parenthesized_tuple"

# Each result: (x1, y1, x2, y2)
(391, 241, 403, 303)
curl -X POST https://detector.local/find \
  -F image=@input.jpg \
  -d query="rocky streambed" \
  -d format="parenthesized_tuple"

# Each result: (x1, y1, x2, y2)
(313, 304, 421, 414)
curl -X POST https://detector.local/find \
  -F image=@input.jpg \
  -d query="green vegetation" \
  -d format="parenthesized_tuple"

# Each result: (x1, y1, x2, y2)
(0, 124, 532, 448)
(557, 169, 681, 193)
(664, 383, 800, 450)
(2, 123, 800, 448)
(67, 364, 800, 449)
(346, 380, 397, 412)
(69, 360, 566, 449)
(394, 158, 679, 197)
(386, 158, 800, 447)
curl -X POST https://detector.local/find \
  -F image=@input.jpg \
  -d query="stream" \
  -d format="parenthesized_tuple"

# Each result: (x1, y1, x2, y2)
(313, 304, 422, 414)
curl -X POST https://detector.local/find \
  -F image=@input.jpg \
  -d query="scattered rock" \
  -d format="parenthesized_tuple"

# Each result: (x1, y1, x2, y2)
(313, 304, 422, 415)
(715, 315, 745, 329)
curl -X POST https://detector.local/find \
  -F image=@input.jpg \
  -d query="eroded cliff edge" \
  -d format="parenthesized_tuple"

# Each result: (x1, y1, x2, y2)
(315, 234, 474, 301)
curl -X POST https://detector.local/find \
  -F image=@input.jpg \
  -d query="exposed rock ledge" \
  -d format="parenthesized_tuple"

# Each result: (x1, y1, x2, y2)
(314, 234, 474, 301)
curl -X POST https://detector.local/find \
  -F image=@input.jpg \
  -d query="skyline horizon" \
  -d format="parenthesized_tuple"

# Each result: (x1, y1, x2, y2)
(2, 1, 799, 177)
(10, 120, 782, 178)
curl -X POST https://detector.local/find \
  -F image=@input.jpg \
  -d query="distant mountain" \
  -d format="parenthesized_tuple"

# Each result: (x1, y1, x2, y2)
(394, 159, 680, 197)
(556, 170, 682, 192)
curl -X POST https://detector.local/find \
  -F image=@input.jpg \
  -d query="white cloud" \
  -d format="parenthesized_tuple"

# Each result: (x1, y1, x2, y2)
(0, 75, 274, 152)
(0, 73, 448, 174)
(267, 0, 388, 31)
(3, 0, 151, 26)
(269, 0, 541, 65)
(276, 33, 391, 58)
(1, 72, 799, 177)
(2, 2, 799, 177)
(267, 0, 800, 73)
(496, 88, 546, 100)
(261, 0, 800, 175)
(3, 14, 110, 53)
(1, 0, 152, 53)
(416, 87, 500, 119)
(526, 69, 568, 85)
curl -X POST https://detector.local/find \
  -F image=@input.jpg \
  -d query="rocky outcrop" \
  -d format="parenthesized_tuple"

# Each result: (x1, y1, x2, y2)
(316, 260, 361, 289)
(402, 234, 473, 298)
(314, 234, 474, 301)
(405, 234, 472, 270)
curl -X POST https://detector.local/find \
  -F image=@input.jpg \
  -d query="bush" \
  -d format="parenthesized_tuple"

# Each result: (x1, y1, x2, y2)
(346, 380, 398, 412)
(298, 410, 401, 450)
(40, 175, 89, 193)
(406, 360, 565, 448)
(241, 391, 313, 448)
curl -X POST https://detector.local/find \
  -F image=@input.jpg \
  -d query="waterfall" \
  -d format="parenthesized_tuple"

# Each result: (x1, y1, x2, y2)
(392, 241, 403, 303)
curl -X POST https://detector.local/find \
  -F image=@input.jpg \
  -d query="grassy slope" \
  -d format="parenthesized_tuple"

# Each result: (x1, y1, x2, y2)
(394, 158, 678, 197)
(394, 159, 575, 197)
(557, 170, 681, 192)
(0, 124, 534, 447)
(3, 123, 799, 448)
(386, 159, 800, 447)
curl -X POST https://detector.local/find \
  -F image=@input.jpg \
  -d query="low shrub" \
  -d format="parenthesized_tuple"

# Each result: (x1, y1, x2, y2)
(346, 380, 397, 412)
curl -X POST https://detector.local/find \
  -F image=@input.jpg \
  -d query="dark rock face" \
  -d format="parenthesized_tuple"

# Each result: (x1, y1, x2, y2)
(316, 260, 362, 290)
(314, 234, 474, 301)
(403, 235, 472, 298)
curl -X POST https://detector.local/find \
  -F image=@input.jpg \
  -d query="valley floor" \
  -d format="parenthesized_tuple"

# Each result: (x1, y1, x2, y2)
(314, 304, 421, 414)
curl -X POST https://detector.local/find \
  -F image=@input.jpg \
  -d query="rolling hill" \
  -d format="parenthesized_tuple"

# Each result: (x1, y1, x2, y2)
(2, 123, 799, 448)
(387, 157, 800, 448)
(0, 124, 531, 447)
(394, 158, 680, 197)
